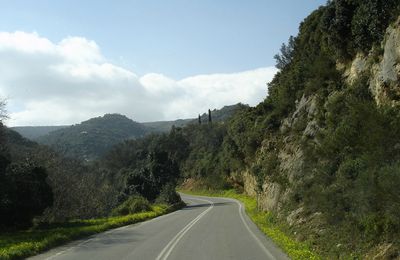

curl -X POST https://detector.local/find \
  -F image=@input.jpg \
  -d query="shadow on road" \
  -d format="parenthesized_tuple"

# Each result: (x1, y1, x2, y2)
(181, 202, 233, 210)
(72, 231, 143, 252)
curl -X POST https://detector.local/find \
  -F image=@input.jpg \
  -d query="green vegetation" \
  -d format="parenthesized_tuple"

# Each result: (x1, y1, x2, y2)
(36, 114, 148, 161)
(0, 160, 53, 229)
(110, 195, 151, 216)
(179, 189, 320, 260)
(144, 104, 246, 132)
(0, 109, 185, 258)
(0, 204, 174, 260)
(322, 0, 400, 58)
(0, 104, 184, 234)
(29, 105, 245, 162)
(0, 114, 53, 230)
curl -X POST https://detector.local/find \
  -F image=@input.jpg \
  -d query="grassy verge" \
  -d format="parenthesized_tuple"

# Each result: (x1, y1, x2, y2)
(179, 189, 321, 260)
(0, 203, 184, 260)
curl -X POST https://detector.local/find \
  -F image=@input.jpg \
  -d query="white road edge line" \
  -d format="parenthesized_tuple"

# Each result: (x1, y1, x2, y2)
(237, 201, 276, 260)
(186, 195, 277, 260)
(155, 197, 214, 260)
(44, 210, 181, 260)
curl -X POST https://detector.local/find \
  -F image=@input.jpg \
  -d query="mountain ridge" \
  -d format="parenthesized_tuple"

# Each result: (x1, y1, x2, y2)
(12, 103, 247, 139)
(21, 104, 245, 160)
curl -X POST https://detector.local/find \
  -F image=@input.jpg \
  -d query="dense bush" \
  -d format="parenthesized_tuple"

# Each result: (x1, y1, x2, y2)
(0, 125, 53, 229)
(322, 0, 400, 59)
(0, 161, 53, 229)
(297, 75, 400, 244)
(156, 182, 182, 205)
(111, 195, 151, 216)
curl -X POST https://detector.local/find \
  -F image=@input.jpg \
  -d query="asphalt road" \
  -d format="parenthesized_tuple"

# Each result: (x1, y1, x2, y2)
(30, 194, 289, 260)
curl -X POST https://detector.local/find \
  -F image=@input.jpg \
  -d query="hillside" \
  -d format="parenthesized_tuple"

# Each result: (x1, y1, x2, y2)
(143, 103, 247, 132)
(197, 103, 249, 124)
(36, 114, 147, 160)
(11, 126, 68, 140)
(12, 104, 245, 139)
(25, 105, 244, 161)
(142, 119, 193, 133)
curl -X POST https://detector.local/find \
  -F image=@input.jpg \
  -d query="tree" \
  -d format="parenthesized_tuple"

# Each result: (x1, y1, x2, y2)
(121, 148, 179, 202)
(274, 36, 296, 69)
(208, 109, 212, 123)
(0, 160, 53, 229)
(0, 99, 7, 123)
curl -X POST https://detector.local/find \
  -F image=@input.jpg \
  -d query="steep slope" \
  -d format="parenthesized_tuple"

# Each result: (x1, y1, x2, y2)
(235, 3, 400, 258)
(37, 114, 147, 160)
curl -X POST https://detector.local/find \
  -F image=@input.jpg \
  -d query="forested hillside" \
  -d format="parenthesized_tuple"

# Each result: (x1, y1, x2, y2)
(11, 126, 68, 140)
(0, 117, 183, 229)
(16, 105, 245, 162)
(143, 103, 246, 132)
(36, 114, 148, 161)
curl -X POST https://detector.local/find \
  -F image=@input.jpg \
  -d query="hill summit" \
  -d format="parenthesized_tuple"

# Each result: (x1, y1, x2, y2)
(36, 114, 147, 160)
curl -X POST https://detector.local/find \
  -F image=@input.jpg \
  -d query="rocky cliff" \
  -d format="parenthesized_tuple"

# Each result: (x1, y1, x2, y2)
(241, 13, 400, 259)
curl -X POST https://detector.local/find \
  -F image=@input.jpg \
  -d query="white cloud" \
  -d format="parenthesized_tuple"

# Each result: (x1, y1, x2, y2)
(0, 31, 278, 126)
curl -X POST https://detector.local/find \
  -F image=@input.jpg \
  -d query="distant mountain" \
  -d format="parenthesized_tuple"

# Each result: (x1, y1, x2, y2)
(143, 119, 193, 133)
(11, 125, 69, 140)
(143, 103, 248, 133)
(17, 104, 247, 160)
(36, 114, 147, 161)
(197, 103, 248, 124)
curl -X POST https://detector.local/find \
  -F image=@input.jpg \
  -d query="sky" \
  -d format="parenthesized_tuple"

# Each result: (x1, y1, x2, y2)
(0, 0, 326, 126)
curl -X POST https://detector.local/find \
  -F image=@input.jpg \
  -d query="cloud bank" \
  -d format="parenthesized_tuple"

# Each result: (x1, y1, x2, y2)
(0, 31, 277, 126)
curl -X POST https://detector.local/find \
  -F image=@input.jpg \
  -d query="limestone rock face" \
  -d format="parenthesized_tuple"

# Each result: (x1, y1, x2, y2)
(345, 53, 368, 84)
(370, 17, 400, 105)
(365, 243, 399, 260)
(242, 170, 257, 197)
(240, 16, 400, 238)
(258, 181, 283, 212)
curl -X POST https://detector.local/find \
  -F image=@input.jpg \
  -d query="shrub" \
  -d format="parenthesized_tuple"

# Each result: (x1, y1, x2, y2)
(111, 195, 151, 216)
(156, 182, 182, 205)
(0, 160, 53, 229)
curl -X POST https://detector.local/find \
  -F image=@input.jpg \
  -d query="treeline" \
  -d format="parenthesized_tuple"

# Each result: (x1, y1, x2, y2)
(0, 125, 53, 229)
(0, 106, 244, 230)
(0, 122, 117, 228)
(0, 118, 185, 230)
(36, 114, 148, 161)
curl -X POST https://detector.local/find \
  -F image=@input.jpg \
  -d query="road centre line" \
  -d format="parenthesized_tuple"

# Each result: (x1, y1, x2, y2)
(155, 197, 214, 260)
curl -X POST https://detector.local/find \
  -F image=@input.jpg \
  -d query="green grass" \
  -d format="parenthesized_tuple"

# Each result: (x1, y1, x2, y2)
(0, 203, 182, 260)
(179, 189, 321, 260)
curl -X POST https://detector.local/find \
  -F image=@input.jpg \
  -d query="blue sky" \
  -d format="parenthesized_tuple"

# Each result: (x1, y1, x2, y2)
(0, 0, 326, 79)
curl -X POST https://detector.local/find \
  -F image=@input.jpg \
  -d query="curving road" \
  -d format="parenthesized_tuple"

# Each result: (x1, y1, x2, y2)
(30, 194, 289, 260)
